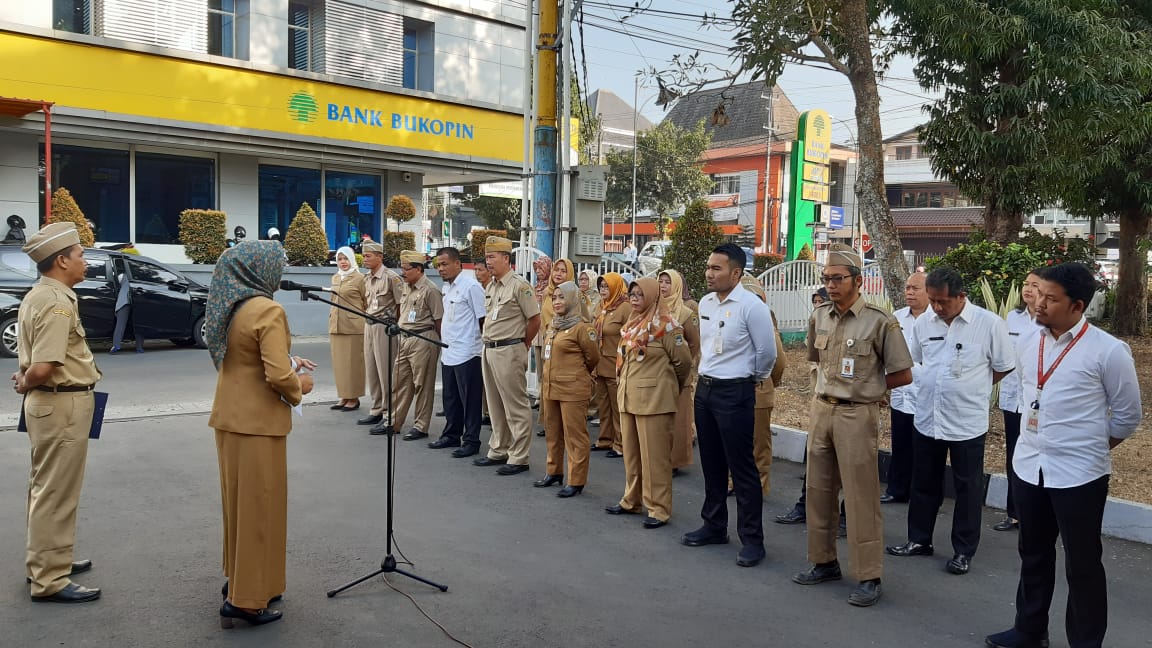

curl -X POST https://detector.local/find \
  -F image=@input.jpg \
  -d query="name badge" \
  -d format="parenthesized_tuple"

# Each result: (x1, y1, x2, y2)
(544, 343, 552, 360)
(712, 320, 725, 354)
(408, 309, 417, 323)
(1026, 398, 1040, 434)
(840, 358, 855, 379)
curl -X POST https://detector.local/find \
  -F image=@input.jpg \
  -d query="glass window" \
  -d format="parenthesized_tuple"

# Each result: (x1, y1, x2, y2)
(85, 257, 108, 280)
(39, 145, 131, 242)
(915, 192, 929, 208)
(54, 0, 91, 34)
(135, 153, 216, 245)
(403, 18, 434, 91)
(930, 192, 943, 208)
(902, 191, 915, 207)
(710, 174, 740, 195)
(126, 258, 179, 285)
(259, 165, 321, 241)
(208, 0, 236, 58)
(325, 171, 380, 250)
(895, 146, 913, 161)
(288, 2, 311, 71)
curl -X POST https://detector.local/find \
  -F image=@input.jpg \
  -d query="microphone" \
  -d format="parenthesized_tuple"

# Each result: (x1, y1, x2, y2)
(280, 280, 330, 292)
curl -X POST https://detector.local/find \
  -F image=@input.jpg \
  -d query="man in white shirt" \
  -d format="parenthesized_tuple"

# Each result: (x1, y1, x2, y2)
(622, 240, 637, 266)
(681, 244, 777, 569)
(986, 263, 1140, 648)
(883, 272, 927, 504)
(887, 267, 1015, 576)
(429, 247, 487, 457)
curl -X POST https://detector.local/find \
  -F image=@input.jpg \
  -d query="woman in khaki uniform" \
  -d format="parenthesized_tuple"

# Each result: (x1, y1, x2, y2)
(206, 241, 315, 628)
(591, 273, 630, 455)
(536, 258, 577, 435)
(605, 278, 692, 529)
(534, 281, 600, 497)
(578, 268, 601, 321)
(328, 246, 367, 411)
(659, 269, 701, 472)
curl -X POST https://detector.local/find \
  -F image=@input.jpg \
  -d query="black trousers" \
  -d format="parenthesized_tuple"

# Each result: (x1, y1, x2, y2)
(907, 431, 986, 557)
(441, 357, 483, 448)
(695, 380, 762, 547)
(1013, 473, 1109, 647)
(885, 409, 916, 500)
(1001, 410, 1022, 519)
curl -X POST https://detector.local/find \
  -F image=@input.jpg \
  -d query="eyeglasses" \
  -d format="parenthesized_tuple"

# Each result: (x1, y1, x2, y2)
(627, 292, 644, 299)
(820, 274, 851, 285)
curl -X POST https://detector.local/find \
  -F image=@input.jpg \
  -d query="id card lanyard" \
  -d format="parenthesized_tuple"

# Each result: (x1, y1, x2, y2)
(1027, 321, 1090, 433)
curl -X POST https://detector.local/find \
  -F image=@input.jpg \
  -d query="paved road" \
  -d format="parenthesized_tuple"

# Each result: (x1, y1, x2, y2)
(1, 342, 1149, 647)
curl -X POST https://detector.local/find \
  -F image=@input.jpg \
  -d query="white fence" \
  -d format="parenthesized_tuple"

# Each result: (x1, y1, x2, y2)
(754, 260, 888, 332)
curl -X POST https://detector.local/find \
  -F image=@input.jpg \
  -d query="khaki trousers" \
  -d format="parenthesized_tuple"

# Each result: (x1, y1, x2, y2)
(619, 412, 675, 522)
(541, 398, 591, 485)
(728, 406, 774, 496)
(215, 430, 287, 610)
(482, 343, 532, 465)
(593, 376, 622, 452)
(330, 333, 365, 400)
(25, 390, 93, 597)
(806, 399, 883, 581)
(391, 332, 442, 433)
(364, 323, 398, 417)
(671, 382, 696, 468)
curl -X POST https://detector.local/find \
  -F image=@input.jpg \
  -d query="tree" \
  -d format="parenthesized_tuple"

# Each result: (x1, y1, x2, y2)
(49, 187, 95, 247)
(733, 224, 756, 249)
(664, 199, 724, 298)
(384, 194, 417, 223)
(605, 120, 712, 221)
(177, 209, 227, 264)
(797, 243, 815, 261)
(283, 202, 329, 266)
(460, 193, 522, 231)
(570, 72, 602, 165)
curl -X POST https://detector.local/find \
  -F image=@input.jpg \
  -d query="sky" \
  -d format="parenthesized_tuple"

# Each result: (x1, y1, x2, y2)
(572, 0, 937, 144)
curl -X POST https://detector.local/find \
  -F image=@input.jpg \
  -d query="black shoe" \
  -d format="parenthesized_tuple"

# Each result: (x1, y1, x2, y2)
(473, 456, 508, 467)
(946, 554, 972, 575)
(402, 428, 429, 441)
(736, 544, 766, 567)
(369, 423, 395, 436)
(880, 493, 907, 504)
(642, 516, 667, 529)
(428, 436, 460, 449)
(435, 410, 445, 417)
(993, 517, 1019, 532)
(774, 507, 806, 525)
(536, 427, 546, 437)
(533, 474, 563, 488)
(848, 579, 883, 607)
(605, 450, 623, 458)
(590, 444, 610, 452)
(219, 601, 283, 628)
(605, 504, 641, 515)
(452, 445, 480, 458)
(792, 561, 843, 585)
(30, 582, 101, 603)
(496, 463, 529, 476)
(727, 488, 735, 497)
(681, 526, 730, 547)
(330, 403, 346, 410)
(672, 467, 682, 477)
(886, 541, 934, 557)
(557, 485, 583, 498)
(481, 416, 492, 426)
(357, 414, 383, 425)
(25, 560, 92, 584)
(985, 628, 1050, 648)
(221, 581, 283, 605)
(838, 520, 848, 538)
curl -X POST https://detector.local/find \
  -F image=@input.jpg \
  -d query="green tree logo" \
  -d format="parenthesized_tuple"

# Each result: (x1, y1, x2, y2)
(288, 91, 319, 124)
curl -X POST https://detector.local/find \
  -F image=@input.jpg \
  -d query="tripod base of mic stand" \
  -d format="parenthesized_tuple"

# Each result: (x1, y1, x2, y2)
(327, 554, 448, 597)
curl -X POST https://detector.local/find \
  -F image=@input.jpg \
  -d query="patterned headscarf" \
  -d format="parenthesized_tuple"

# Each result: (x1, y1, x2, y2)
(595, 273, 628, 340)
(579, 268, 601, 317)
(542, 258, 576, 326)
(618, 277, 675, 370)
(532, 255, 553, 303)
(659, 269, 687, 317)
(550, 281, 584, 332)
(205, 241, 285, 369)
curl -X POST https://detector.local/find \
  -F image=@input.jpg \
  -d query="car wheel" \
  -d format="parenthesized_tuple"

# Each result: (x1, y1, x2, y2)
(192, 316, 207, 348)
(0, 316, 17, 358)
(170, 337, 197, 347)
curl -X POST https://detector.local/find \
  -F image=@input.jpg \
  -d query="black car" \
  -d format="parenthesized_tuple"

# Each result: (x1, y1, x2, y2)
(0, 246, 208, 358)
(0, 292, 19, 358)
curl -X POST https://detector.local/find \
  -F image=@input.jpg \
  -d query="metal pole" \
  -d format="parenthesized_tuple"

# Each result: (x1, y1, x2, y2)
(532, 0, 559, 258)
(43, 105, 52, 224)
(761, 87, 775, 254)
(519, 0, 535, 260)
(630, 74, 638, 247)
(558, 0, 573, 259)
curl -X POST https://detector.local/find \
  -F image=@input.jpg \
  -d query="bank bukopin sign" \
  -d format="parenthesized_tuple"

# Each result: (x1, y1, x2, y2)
(288, 91, 477, 141)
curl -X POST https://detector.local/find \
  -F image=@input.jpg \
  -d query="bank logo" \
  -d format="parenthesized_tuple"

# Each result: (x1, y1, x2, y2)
(288, 91, 319, 124)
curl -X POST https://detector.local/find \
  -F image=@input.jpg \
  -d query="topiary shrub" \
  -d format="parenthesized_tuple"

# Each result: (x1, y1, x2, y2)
(177, 208, 227, 263)
(469, 229, 508, 260)
(49, 187, 95, 247)
(797, 243, 815, 261)
(283, 202, 329, 266)
(381, 231, 416, 266)
(925, 238, 1043, 308)
(385, 194, 417, 224)
(753, 253, 785, 274)
(664, 198, 724, 299)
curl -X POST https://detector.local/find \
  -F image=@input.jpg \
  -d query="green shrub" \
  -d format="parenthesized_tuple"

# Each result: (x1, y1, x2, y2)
(753, 253, 785, 275)
(177, 208, 227, 263)
(283, 202, 329, 266)
(925, 239, 1043, 307)
(385, 194, 417, 223)
(469, 229, 507, 261)
(797, 243, 815, 261)
(381, 231, 416, 266)
(50, 187, 96, 247)
(664, 198, 724, 299)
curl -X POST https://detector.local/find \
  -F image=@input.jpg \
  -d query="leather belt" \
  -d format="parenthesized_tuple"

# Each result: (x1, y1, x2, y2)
(403, 327, 434, 334)
(698, 375, 754, 386)
(484, 338, 524, 348)
(818, 394, 865, 406)
(36, 384, 95, 393)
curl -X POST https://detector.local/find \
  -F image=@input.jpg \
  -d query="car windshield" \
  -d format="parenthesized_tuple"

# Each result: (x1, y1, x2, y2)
(0, 250, 37, 277)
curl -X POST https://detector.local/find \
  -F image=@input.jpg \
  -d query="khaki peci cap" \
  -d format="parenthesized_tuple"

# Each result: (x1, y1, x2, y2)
(485, 236, 513, 253)
(23, 222, 82, 263)
(826, 243, 861, 270)
(399, 250, 426, 265)
(362, 242, 383, 254)
(740, 275, 767, 302)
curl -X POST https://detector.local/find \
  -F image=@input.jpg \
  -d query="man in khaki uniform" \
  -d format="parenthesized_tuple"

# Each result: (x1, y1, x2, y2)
(474, 236, 541, 475)
(391, 250, 444, 440)
(359, 242, 405, 433)
(10, 222, 102, 603)
(735, 276, 787, 496)
(791, 244, 913, 608)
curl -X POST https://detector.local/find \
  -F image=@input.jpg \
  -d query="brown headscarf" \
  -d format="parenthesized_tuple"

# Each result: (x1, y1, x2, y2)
(659, 269, 688, 319)
(595, 272, 628, 339)
(618, 277, 675, 370)
(532, 255, 553, 303)
(542, 258, 576, 327)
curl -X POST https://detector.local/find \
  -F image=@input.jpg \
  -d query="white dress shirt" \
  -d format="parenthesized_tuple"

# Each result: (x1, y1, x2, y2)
(440, 272, 486, 366)
(697, 282, 777, 381)
(911, 300, 1016, 441)
(999, 308, 1042, 413)
(889, 306, 924, 415)
(1013, 317, 1142, 488)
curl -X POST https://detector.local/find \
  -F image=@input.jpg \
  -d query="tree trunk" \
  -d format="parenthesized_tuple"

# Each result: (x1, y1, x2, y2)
(983, 203, 1025, 243)
(840, 0, 909, 308)
(1112, 206, 1150, 336)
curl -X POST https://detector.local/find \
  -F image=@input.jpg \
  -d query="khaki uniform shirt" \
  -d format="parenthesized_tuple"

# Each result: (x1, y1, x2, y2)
(594, 303, 631, 378)
(617, 326, 693, 415)
(365, 265, 405, 320)
(398, 274, 444, 333)
(806, 297, 913, 403)
(328, 270, 368, 335)
(540, 322, 600, 401)
(672, 302, 702, 383)
(483, 272, 540, 342)
(17, 277, 101, 388)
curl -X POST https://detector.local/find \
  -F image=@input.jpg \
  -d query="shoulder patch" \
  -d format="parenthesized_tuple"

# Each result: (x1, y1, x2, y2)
(887, 320, 902, 332)
(674, 333, 684, 346)
(523, 288, 533, 298)
(52, 308, 72, 317)
(588, 329, 597, 341)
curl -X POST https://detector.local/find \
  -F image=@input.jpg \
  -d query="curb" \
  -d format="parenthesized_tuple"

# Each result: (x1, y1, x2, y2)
(770, 424, 1152, 546)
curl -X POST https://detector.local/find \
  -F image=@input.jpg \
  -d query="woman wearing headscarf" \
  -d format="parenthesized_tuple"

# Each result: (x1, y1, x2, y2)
(536, 258, 577, 435)
(328, 246, 367, 411)
(659, 269, 701, 472)
(534, 281, 600, 497)
(206, 241, 315, 629)
(530, 255, 554, 416)
(732, 275, 786, 496)
(591, 273, 630, 456)
(578, 268, 601, 322)
(605, 278, 691, 529)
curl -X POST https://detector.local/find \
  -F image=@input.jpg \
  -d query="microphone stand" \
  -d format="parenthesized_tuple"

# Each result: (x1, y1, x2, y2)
(294, 288, 449, 596)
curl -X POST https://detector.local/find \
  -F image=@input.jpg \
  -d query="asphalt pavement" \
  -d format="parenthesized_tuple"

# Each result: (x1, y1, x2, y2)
(0, 341, 1149, 647)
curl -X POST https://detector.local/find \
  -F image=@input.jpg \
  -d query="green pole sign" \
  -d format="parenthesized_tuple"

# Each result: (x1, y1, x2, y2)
(786, 109, 832, 259)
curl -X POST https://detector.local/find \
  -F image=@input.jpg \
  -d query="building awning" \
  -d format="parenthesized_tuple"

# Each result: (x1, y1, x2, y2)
(0, 97, 52, 117)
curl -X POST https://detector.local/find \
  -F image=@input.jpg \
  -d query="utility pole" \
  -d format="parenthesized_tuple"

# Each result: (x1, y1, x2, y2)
(631, 74, 639, 248)
(761, 86, 776, 254)
(532, 0, 560, 257)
